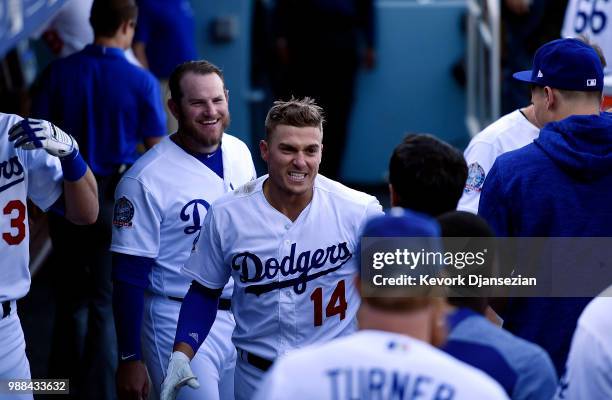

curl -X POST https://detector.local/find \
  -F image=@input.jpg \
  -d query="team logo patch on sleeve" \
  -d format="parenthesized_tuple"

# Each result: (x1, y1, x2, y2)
(464, 162, 486, 193)
(113, 196, 134, 228)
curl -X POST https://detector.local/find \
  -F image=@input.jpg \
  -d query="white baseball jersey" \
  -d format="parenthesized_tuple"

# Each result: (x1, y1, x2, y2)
(111, 134, 255, 399)
(563, 0, 612, 74)
(182, 175, 382, 360)
(555, 286, 612, 400)
(1, 113, 62, 387)
(457, 109, 539, 214)
(111, 134, 256, 298)
(254, 330, 509, 400)
(0, 113, 63, 302)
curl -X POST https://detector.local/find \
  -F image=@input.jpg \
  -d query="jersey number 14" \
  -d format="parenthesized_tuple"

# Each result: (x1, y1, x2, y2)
(310, 279, 348, 327)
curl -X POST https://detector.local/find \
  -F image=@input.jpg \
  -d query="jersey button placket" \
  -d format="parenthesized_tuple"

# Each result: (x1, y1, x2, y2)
(279, 231, 296, 354)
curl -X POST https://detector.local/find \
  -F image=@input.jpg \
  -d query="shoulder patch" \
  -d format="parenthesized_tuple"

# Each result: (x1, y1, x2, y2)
(464, 162, 486, 193)
(113, 196, 134, 228)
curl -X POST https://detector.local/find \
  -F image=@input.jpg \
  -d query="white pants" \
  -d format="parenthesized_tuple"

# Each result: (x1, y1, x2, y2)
(142, 293, 236, 400)
(0, 302, 33, 400)
(234, 355, 268, 400)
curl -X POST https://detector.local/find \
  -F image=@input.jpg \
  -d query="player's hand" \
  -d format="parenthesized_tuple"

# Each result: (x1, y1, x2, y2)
(160, 351, 199, 400)
(8, 118, 78, 158)
(116, 360, 150, 400)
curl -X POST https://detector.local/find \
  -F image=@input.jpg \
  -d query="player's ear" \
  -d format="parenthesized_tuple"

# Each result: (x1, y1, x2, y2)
(168, 98, 180, 121)
(544, 86, 555, 110)
(224, 88, 229, 103)
(259, 139, 269, 162)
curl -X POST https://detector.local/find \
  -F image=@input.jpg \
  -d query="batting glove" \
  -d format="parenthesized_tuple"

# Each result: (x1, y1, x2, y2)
(160, 351, 200, 400)
(8, 118, 78, 158)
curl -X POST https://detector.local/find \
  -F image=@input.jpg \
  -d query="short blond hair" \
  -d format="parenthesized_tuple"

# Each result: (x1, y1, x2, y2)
(264, 97, 325, 139)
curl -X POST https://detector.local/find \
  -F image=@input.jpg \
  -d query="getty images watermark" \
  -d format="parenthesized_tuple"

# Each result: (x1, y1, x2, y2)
(369, 246, 535, 288)
(360, 237, 612, 297)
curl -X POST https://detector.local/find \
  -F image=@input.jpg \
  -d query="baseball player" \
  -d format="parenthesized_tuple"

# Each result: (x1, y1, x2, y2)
(254, 210, 509, 400)
(459, 37, 608, 214)
(159, 98, 382, 400)
(457, 105, 539, 214)
(555, 285, 612, 400)
(0, 114, 97, 396)
(562, 0, 612, 72)
(111, 60, 256, 400)
(479, 38, 612, 374)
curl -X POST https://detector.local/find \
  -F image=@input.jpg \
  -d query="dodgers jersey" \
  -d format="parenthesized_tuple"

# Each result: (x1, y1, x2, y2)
(254, 330, 509, 400)
(110, 134, 256, 298)
(555, 286, 612, 400)
(182, 175, 382, 359)
(563, 0, 612, 74)
(0, 113, 63, 302)
(458, 109, 538, 214)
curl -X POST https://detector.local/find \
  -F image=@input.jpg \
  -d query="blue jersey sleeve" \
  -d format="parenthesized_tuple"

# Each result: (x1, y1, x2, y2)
(112, 253, 154, 362)
(173, 281, 222, 354)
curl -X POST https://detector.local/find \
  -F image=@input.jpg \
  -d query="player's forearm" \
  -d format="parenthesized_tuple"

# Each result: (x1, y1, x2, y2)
(113, 279, 147, 362)
(173, 281, 221, 357)
(112, 253, 154, 362)
(63, 167, 98, 225)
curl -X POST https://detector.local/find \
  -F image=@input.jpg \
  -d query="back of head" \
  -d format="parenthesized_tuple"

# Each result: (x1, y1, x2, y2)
(513, 38, 604, 104)
(437, 211, 495, 313)
(264, 97, 324, 141)
(389, 134, 467, 217)
(360, 208, 443, 312)
(90, 0, 138, 38)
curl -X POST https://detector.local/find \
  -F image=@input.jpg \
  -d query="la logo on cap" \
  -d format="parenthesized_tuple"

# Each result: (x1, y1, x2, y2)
(537, 70, 544, 78)
(587, 79, 597, 87)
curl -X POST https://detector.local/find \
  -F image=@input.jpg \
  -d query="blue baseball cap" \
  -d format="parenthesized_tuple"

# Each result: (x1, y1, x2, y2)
(362, 207, 441, 238)
(513, 38, 603, 91)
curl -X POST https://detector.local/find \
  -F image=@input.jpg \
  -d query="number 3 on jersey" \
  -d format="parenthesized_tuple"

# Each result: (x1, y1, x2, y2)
(3, 200, 26, 245)
(310, 279, 347, 327)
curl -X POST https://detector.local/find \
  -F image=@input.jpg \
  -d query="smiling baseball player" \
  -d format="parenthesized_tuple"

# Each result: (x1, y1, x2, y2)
(111, 61, 256, 400)
(0, 114, 98, 395)
(159, 98, 382, 400)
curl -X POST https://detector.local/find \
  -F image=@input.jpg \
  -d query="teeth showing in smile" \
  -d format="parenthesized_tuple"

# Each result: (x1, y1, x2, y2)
(201, 119, 218, 125)
(288, 172, 306, 182)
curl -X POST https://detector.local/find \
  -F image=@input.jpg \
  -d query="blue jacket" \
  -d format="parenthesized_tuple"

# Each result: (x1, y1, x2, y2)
(478, 112, 612, 374)
(444, 308, 557, 400)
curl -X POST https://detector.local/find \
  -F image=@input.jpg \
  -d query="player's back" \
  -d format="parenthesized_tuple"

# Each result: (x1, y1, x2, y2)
(255, 330, 509, 400)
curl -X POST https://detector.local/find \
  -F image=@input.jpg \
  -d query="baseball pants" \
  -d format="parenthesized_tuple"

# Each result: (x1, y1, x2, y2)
(0, 302, 33, 400)
(142, 293, 236, 400)
(233, 355, 267, 400)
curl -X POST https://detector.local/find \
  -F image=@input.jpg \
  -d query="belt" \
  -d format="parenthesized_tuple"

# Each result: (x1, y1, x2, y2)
(1, 300, 11, 319)
(168, 296, 232, 311)
(238, 348, 274, 372)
